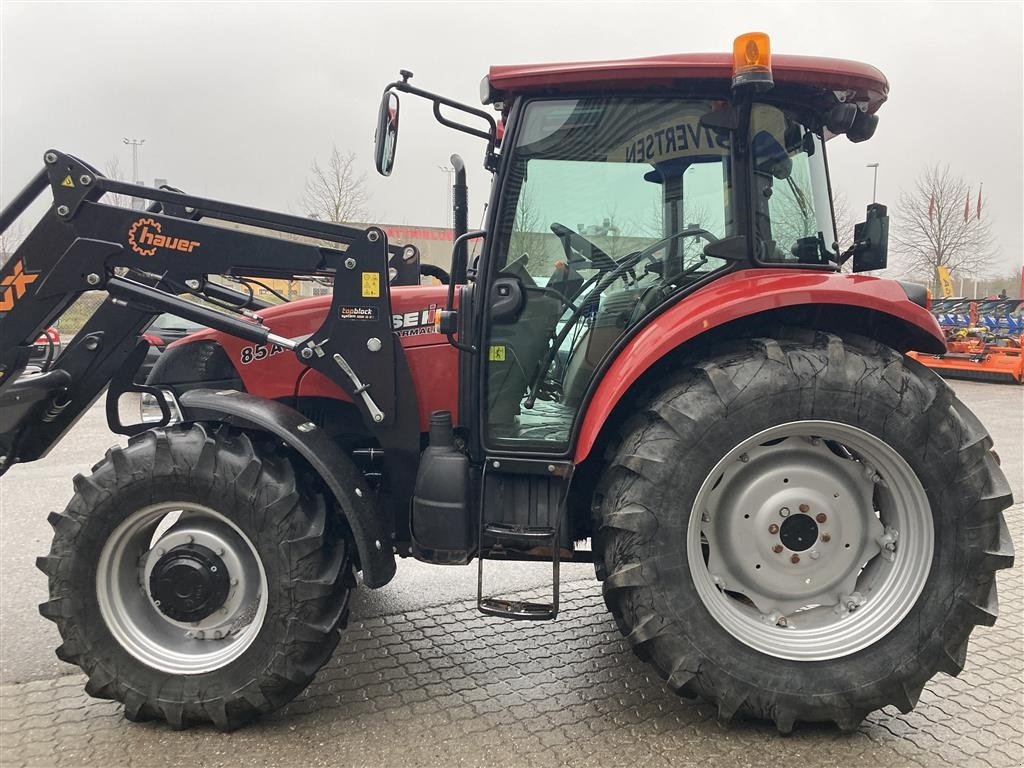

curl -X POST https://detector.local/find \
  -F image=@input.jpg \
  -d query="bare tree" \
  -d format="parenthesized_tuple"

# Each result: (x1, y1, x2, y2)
(0, 221, 25, 269)
(891, 164, 995, 285)
(301, 146, 370, 224)
(832, 189, 855, 255)
(102, 156, 131, 208)
(507, 186, 552, 267)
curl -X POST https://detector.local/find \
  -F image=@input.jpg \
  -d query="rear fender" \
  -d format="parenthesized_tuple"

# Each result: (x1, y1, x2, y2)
(574, 269, 945, 463)
(178, 389, 396, 588)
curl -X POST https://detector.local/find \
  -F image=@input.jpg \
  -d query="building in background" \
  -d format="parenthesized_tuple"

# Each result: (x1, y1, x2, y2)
(210, 220, 457, 300)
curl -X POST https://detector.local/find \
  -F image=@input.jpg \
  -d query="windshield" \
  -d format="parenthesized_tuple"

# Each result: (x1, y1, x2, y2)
(498, 98, 735, 278)
(749, 103, 837, 264)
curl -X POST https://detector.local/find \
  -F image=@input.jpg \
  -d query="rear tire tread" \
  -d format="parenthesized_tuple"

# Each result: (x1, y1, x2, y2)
(595, 330, 1014, 732)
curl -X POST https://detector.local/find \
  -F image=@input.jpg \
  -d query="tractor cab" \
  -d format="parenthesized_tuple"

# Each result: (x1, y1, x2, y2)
(377, 34, 892, 457)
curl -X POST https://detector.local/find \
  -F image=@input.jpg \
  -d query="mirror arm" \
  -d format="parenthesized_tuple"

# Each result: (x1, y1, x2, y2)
(442, 229, 486, 354)
(432, 102, 493, 143)
(389, 77, 500, 169)
(837, 241, 860, 266)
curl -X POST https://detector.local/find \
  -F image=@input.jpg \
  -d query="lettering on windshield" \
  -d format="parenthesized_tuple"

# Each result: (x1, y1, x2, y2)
(618, 121, 730, 164)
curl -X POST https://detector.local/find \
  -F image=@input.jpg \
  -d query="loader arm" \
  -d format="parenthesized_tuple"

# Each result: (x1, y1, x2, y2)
(0, 151, 421, 534)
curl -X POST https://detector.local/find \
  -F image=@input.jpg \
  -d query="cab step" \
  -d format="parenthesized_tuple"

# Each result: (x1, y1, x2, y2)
(477, 522, 559, 620)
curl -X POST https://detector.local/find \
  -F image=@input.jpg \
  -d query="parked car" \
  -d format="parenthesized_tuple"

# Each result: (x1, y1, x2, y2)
(27, 327, 61, 369)
(136, 313, 207, 382)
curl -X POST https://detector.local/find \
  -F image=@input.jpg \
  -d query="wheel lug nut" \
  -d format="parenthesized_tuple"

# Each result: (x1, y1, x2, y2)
(777, 617, 787, 627)
(799, 504, 809, 513)
(815, 513, 827, 523)
(772, 544, 784, 554)
(790, 554, 800, 564)
(810, 550, 820, 560)
(768, 523, 779, 534)
(821, 533, 831, 543)
(779, 507, 790, 517)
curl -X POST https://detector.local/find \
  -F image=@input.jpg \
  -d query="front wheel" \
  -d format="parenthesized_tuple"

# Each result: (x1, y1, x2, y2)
(595, 331, 1014, 732)
(37, 423, 353, 730)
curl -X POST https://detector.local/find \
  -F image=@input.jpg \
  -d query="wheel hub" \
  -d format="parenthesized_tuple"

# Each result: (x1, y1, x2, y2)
(149, 543, 230, 622)
(778, 513, 818, 552)
(689, 421, 934, 660)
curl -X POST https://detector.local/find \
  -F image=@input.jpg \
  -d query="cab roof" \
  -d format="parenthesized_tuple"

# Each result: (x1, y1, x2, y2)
(487, 52, 889, 113)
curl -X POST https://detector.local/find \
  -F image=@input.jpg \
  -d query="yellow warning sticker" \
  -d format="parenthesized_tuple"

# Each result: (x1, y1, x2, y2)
(488, 345, 506, 362)
(361, 272, 380, 298)
(61, 175, 75, 188)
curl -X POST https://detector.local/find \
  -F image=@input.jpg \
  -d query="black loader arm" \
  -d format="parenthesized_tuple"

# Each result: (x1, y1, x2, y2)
(0, 151, 421, 559)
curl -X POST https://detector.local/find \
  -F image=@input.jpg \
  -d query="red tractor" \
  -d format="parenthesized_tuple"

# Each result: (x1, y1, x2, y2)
(0, 33, 1013, 733)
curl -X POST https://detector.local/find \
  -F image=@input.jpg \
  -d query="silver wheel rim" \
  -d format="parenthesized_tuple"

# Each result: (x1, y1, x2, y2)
(687, 420, 933, 661)
(96, 502, 268, 674)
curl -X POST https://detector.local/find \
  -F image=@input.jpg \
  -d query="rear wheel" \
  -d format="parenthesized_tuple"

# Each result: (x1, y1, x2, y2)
(595, 331, 1014, 732)
(37, 423, 353, 730)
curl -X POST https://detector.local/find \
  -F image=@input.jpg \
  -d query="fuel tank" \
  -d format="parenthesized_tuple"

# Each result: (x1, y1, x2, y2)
(162, 284, 459, 431)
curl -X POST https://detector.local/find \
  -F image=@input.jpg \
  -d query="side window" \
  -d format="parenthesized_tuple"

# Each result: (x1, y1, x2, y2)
(751, 105, 837, 263)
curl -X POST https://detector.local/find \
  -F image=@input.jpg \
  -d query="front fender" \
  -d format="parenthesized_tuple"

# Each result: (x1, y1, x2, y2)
(178, 389, 396, 588)
(574, 269, 944, 463)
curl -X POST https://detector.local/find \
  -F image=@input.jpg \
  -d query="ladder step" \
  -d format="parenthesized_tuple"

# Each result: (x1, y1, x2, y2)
(483, 523, 556, 544)
(479, 598, 556, 621)
(478, 522, 559, 621)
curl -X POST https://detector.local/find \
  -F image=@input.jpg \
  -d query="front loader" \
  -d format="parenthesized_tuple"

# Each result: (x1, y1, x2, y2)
(0, 32, 1013, 733)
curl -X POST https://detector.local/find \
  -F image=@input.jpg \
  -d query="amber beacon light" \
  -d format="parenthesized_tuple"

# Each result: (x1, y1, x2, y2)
(732, 32, 773, 88)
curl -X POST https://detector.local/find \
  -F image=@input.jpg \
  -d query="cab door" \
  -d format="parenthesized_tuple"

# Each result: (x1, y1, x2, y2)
(477, 96, 734, 456)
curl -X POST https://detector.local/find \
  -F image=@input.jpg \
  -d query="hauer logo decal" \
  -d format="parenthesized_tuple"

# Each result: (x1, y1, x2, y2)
(128, 218, 201, 256)
(0, 259, 40, 313)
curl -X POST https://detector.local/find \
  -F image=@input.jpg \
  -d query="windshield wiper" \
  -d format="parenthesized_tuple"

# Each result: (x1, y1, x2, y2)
(786, 176, 811, 220)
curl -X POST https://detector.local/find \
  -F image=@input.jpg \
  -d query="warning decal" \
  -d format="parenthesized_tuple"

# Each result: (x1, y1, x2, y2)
(361, 272, 381, 298)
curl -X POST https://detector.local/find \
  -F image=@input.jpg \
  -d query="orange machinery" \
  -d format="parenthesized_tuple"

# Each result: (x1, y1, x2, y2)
(908, 299, 1024, 384)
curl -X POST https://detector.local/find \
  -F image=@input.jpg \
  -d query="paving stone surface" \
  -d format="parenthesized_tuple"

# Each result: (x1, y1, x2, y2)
(0, 499, 1021, 768)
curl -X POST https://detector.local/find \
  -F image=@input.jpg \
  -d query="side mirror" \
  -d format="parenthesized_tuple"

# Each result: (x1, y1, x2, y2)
(374, 90, 400, 176)
(852, 203, 889, 272)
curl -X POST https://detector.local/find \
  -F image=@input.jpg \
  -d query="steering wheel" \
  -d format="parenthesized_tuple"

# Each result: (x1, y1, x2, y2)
(550, 222, 617, 271)
(622, 227, 719, 271)
(522, 227, 719, 409)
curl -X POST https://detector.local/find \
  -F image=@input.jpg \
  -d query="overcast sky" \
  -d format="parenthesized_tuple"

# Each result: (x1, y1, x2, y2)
(2, 1, 1021, 277)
